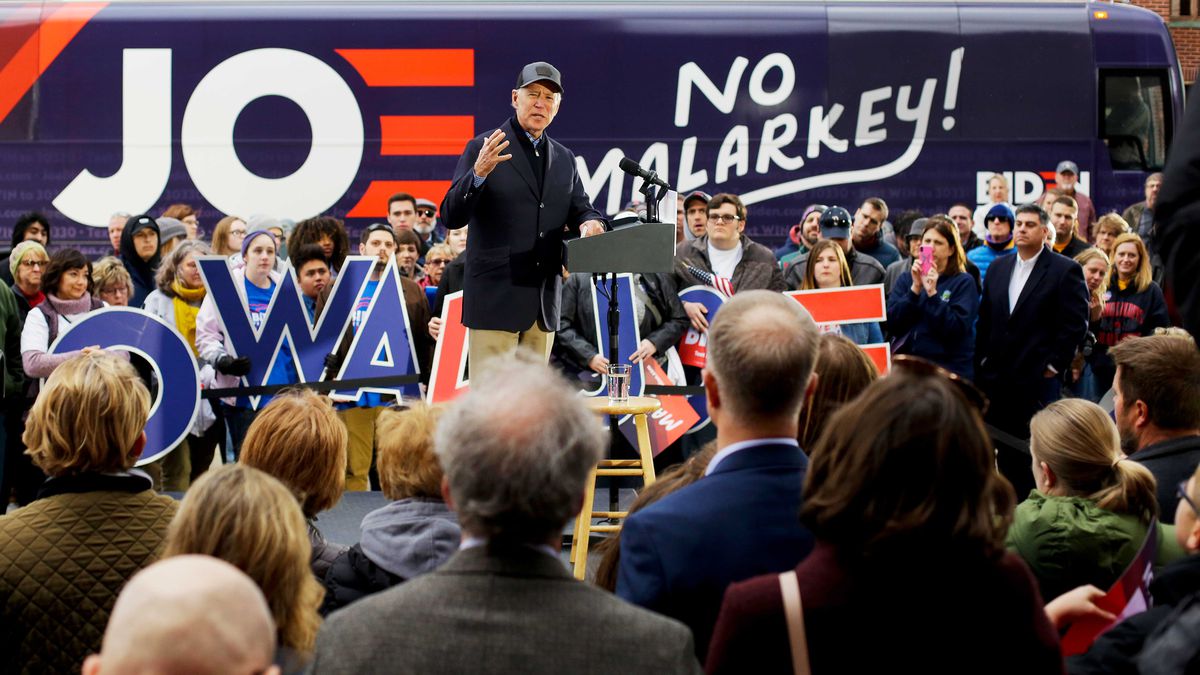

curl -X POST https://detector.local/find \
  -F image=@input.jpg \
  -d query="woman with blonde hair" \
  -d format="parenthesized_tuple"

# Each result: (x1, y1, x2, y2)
(239, 388, 348, 581)
(1093, 212, 1131, 258)
(143, 240, 224, 486)
(91, 256, 133, 307)
(1092, 233, 1171, 393)
(322, 402, 461, 613)
(1069, 247, 1111, 402)
(164, 463, 323, 668)
(798, 239, 882, 345)
(0, 352, 178, 671)
(1007, 398, 1183, 601)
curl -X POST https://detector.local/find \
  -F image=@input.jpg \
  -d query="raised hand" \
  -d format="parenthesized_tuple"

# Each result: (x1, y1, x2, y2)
(473, 129, 512, 178)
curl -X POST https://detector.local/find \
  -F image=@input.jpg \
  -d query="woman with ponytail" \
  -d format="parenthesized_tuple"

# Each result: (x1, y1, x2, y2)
(1007, 398, 1184, 601)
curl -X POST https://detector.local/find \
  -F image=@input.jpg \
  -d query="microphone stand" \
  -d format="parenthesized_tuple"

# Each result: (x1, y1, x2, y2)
(608, 177, 666, 513)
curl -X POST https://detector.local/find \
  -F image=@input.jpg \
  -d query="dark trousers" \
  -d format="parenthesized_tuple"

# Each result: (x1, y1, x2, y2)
(2, 396, 43, 505)
(983, 374, 1063, 497)
(223, 404, 258, 461)
(189, 406, 227, 482)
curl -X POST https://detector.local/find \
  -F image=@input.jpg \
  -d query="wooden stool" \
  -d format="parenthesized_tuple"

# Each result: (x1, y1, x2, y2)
(570, 396, 661, 580)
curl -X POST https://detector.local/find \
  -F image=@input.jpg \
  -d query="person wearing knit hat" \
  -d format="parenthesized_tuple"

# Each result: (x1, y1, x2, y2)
(156, 217, 188, 258)
(243, 215, 289, 274)
(120, 214, 161, 307)
(967, 203, 1017, 284)
(196, 227, 294, 459)
(9, 240, 48, 322)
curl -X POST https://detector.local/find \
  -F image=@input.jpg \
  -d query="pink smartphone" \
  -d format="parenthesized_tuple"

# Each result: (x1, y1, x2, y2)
(919, 245, 934, 276)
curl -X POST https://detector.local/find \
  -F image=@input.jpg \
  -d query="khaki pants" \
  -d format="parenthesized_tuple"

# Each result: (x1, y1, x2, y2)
(468, 321, 555, 380)
(338, 406, 383, 491)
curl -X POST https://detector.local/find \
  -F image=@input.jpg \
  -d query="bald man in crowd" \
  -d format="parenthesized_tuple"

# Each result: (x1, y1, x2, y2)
(82, 556, 278, 675)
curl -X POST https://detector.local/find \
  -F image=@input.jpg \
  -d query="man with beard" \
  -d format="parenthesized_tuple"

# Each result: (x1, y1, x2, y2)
(1110, 333, 1200, 524)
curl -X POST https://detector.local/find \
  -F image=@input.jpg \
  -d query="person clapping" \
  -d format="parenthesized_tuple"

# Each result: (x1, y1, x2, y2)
(886, 215, 979, 378)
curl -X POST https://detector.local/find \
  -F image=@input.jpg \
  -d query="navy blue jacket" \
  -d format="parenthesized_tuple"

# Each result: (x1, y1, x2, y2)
(440, 117, 602, 332)
(615, 441, 814, 662)
(887, 271, 979, 378)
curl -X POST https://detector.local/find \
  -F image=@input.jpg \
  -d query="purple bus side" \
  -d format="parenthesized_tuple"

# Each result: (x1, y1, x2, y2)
(0, 1, 1178, 255)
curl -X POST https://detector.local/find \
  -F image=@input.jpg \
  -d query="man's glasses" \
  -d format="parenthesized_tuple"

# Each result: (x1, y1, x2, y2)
(891, 355, 990, 415)
(19, 260, 46, 269)
(707, 214, 742, 224)
(1178, 480, 1199, 515)
(426, 258, 452, 266)
(417, 209, 436, 218)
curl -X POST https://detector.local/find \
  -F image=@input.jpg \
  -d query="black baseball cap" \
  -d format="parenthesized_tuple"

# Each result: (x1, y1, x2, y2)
(516, 61, 563, 93)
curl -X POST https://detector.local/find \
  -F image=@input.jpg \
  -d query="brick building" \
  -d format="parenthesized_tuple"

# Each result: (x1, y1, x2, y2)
(1129, 0, 1200, 82)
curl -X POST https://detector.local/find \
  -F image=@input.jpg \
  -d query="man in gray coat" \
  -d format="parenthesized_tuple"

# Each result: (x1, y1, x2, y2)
(308, 356, 700, 674)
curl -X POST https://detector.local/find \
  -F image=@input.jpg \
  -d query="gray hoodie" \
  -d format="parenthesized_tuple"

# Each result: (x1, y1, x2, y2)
(359, 498, 461, 579)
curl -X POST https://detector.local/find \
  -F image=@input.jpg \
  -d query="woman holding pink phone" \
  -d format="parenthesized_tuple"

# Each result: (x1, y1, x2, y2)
(886, 215, 980, 378)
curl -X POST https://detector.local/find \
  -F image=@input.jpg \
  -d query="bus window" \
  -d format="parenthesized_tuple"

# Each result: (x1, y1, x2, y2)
(1101, 71, 1169, 171)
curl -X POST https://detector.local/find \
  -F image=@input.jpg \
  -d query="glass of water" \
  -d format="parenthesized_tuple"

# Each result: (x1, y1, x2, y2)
(607, 363, 631, 404)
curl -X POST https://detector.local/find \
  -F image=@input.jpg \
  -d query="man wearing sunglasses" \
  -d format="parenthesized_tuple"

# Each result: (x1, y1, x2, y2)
(413, 198, 443, 259)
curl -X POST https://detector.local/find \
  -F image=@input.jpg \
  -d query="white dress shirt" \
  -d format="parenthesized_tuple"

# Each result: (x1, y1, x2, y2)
(1007, 246, 1043, 314)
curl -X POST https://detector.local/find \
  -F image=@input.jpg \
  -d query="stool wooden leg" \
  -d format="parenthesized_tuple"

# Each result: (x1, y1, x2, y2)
(634, 413, 657, 486)
(573, 466, 599, 579)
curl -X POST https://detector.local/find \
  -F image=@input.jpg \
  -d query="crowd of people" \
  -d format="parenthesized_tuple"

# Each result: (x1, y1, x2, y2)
(0, 127, 1196, 673)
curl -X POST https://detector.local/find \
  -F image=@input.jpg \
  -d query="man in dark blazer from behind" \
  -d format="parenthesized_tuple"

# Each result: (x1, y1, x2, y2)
(308, 358, 700, 674)
(616, 290, 821, 662)
(975, 203, 1089, 493)
(439, 61, 605, 379)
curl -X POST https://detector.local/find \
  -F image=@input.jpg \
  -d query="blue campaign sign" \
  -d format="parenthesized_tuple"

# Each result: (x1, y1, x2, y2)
(588, 274, 643, 421)
(196, 255, 375, 409)
(332, 259, 422, 402)
(50, 307, 199, 466)
(677, 286, 726, 433)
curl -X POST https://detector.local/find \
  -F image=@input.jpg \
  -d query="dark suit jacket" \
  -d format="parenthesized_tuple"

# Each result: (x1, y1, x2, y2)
(554, 272, 688, 373)
(432, 256, 465, 318)
(440, 117, 603, 332)
(1132, 435, 1200, 525)
(615, 441, 814, 662)
(309, 544, 701, 674)
(975, 248, 1089, 388)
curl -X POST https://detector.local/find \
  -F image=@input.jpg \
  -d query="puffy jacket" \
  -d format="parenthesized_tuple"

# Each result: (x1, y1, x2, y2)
(321, 498, 459, 615)
(967, 240, 1015, 285)
(0, 472, 177, 674)
(1006, 490, 1184, 602)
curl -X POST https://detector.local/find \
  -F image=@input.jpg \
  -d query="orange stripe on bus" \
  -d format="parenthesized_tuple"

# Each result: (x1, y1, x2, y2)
(0, 2, 106, 126)
(380, 115, 474, 156)
(346, 180, 451, 218)
(336, 49, 473, 87)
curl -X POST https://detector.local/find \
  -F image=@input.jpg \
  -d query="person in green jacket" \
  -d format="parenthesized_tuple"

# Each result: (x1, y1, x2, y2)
(1007, 398, 1184, 602)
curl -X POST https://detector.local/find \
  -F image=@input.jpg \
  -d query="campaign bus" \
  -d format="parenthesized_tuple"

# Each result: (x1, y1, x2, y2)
(0, 0, 1183, 252)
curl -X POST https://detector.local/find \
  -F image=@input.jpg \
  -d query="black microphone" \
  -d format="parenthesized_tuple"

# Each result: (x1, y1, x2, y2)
(618, 157, 675, 192)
